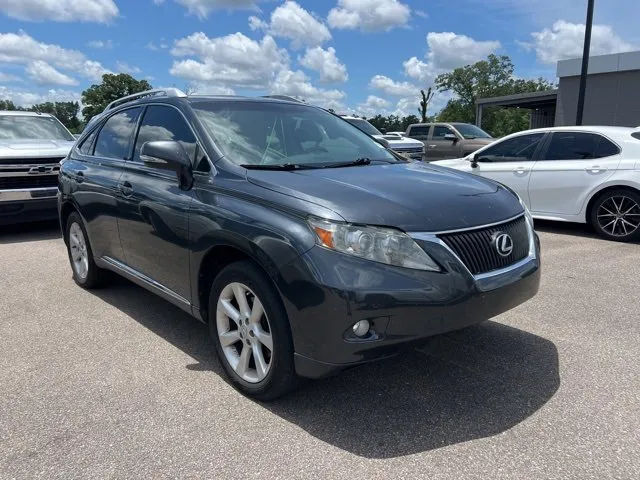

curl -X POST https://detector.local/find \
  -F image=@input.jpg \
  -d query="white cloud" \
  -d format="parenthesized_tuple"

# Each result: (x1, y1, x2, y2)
(525, 20, 636, 65)
(369, 75, 418, 97)
(173, 0, 259, 19)
(0, 71, 20, 82)
(0, 0, 118, 23)
(26, 60, 78, 86)
(88, 40, 113, 49)
(0, 31, 110, 81)
(170, 32, 289, 90)
(116, 61, 142, 75)
(146, 41, 169, 51)
(328, 0, 411, 32)
(403, 32, 501, 84)
(249, 1, 331, 50)
(270, 69, 346, 110)
(299, 46, 348, 83)
(355, 95, 390, 116)
(0, 86, 81, 107)
(415, 10, 427, 19)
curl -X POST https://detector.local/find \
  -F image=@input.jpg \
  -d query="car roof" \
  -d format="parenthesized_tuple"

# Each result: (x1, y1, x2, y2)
(0, 110, 55, 117)
(520, 125, 638, 135)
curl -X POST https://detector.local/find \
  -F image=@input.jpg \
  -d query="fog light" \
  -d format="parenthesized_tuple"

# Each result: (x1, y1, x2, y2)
(352, 320, 370, 337)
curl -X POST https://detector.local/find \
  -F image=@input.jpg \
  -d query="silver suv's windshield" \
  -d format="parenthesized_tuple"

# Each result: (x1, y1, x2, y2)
(0, 115, 74, 141)
(343, 118, 382, 136)
(454, 124, 492, 139)
(193, 102, 396, 167)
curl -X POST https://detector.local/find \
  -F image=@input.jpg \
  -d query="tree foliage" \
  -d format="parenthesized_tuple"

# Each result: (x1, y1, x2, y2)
(367, 114, 421, 133)
(435, 54, 555, 137)
(81, 73, 152, 123)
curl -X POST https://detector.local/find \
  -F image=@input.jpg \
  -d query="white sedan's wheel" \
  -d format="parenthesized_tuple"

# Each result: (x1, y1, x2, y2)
(216, 282, 273, 383)
(591, 190, 640, 242)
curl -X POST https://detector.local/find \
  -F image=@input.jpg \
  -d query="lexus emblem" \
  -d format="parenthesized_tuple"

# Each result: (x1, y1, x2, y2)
(492, 232, 513, 257)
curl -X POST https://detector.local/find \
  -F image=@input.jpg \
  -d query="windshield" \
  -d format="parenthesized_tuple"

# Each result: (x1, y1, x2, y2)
(343, 118, 382, 136)
(453, 124, 492, 139)
(0, 115, 74, 141)
(193, 102, 396, 167)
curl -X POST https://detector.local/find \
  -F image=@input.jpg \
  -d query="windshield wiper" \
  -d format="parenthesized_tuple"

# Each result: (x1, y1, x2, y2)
(320, 157, 373, 168)
(241, 163, 317, 170)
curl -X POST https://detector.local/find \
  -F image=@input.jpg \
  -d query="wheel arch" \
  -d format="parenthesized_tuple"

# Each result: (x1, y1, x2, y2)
(585, 183, 640, 223)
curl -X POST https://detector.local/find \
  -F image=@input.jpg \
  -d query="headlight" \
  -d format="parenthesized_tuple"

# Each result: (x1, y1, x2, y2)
(308, 217, 440, 271)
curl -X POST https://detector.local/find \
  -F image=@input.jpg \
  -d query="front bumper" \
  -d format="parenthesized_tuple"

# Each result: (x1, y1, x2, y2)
(0, 188, 58, 225)
(278, 231, 541, 379)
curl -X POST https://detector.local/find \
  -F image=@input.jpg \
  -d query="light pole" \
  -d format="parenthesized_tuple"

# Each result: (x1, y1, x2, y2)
(576, 0, 595, 125)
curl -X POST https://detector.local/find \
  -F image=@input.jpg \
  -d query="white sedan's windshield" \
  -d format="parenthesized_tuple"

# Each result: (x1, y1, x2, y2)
(193, 102, 396, 167)
(0, 115, 74, 141)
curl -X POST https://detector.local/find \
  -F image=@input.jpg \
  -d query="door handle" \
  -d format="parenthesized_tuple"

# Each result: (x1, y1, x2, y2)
(428, 145, 437, 148)
(513, 167, 529, 174)
(118, 181, 133, 197)
(585, 166, 607, 173)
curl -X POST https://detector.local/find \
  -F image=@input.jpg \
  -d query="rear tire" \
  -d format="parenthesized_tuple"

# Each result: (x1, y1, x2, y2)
(590, 189, 640, 242)
(65, 212, 104, 289)
(209, 260, 297, 401)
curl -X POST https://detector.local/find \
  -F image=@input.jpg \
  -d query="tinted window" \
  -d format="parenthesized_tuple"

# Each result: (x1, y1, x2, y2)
(78, 129, 98, 155)
(193, 101, 395, 167)
(408, 125, 429, 137)
(344, 118, 381, 136)
(133, 106, 197, 163)
(433, 126, 454, 138)
(594, 136, 620, 158)
(0, 115, 74, 141)
(479, 133, 545, 162)
(94, 108, 141, 160)
(544, 132, 598, 160)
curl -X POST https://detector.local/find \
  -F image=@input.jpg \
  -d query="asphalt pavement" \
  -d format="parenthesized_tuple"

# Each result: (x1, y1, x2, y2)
(1, 220, 638, 479)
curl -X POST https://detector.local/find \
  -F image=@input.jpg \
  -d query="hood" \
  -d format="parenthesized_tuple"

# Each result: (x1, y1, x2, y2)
(0, 139, 75, 159)
(373, 135, 423, 149)
(246, 162, 523, 232)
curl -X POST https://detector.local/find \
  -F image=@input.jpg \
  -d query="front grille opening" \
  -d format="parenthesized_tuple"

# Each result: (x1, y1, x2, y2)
(0, 175, 58, 190)
(439, 216, 529, 275)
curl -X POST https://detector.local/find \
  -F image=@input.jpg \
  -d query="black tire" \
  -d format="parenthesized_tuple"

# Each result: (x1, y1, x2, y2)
(208, 260, 297, 401)
(590, 189, 640, 242)
(65, 212, 104, 289)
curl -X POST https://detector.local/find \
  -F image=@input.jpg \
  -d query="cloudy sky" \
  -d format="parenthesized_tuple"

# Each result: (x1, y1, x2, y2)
(0, 0, 638, 117)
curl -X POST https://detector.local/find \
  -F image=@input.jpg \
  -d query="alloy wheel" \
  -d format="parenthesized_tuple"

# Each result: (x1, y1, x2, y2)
(69, 222, 89, 279)
(216, 282, 273, 383)
(596, 195, 640, 237)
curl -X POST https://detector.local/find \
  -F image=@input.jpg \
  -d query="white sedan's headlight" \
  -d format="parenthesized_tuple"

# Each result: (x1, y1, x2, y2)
(308, 217, 440, 271)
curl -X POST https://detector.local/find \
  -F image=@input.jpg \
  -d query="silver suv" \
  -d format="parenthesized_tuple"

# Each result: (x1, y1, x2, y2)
(405, 122, 494, 161)
(0, 111, 75, 225)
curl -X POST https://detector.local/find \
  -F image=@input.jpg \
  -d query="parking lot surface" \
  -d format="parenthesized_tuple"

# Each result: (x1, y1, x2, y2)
(1, 221, 639, 479)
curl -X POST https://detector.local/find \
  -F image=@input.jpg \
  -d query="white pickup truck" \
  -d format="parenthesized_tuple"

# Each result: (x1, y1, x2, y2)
(0, 111, 75, 225)
(341, 116, 425, 161)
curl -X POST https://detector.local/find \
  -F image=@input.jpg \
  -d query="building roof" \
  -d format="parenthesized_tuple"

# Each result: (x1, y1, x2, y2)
(476, 90, 558, 108)
(557, 50, 640, 78)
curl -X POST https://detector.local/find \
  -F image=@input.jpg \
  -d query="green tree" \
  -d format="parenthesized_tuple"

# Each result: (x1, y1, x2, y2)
(31, 101, 82, 132)
(82, 73, 152, 123)
(435, 54, 555, 137)
(0, 100, 24, 111)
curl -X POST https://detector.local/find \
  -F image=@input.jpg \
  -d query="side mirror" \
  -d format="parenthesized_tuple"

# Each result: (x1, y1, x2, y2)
(470, 153, 480, 168)
(374, 137, 391, 148)
(444, 133, 458, 142)
(379, 128, 387, 134)
(141, 140, 194, 190)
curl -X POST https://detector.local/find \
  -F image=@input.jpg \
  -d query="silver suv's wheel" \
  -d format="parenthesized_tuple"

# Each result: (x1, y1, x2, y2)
(65, 211, 104, 288)
(209, 260, 297, 400)
(216, 282, 273, 383)
(591, 190, 640, 242)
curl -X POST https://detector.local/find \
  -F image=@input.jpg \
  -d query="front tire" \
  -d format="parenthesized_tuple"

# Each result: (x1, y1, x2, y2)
(590, 189, 640, 242)
(209, 260, 297, 401)
(65, 212, 104, 288)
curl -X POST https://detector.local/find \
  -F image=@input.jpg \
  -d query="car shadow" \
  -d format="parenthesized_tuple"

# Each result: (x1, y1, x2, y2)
(91, 276, 560, 459)
(533, 219, 639, 244)
(0, 220, 61, 244)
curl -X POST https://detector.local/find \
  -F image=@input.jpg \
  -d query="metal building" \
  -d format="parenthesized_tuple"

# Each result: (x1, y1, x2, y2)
(475, 51, 640, 129)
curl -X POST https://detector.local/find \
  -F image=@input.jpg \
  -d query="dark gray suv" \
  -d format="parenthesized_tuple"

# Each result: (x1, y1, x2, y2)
(59, 89, 540, 400)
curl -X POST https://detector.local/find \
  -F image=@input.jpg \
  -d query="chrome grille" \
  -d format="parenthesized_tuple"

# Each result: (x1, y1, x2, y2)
(438, 216, 529, 275)
(394, 147, 423, 154)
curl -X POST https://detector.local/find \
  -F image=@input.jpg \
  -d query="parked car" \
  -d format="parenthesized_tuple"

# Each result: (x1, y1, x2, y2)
(341, 116, 425, 160)
(59, 89, 541, 400)
(0, 111, 76, 225)
(405, 122, 494, 161)
(432, 126, 640, 242)
(386, 131, 406, 137)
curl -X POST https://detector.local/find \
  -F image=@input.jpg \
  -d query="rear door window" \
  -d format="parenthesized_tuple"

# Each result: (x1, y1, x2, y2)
(94, 108, 142, 160)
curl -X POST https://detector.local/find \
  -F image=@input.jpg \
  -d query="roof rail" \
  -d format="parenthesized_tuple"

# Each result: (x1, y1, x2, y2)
(104, 88, 187, 112)
(261, 95, 305, 103)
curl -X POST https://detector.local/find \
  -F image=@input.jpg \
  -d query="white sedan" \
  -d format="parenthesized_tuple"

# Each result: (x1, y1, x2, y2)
(432, 126, 640, 242)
